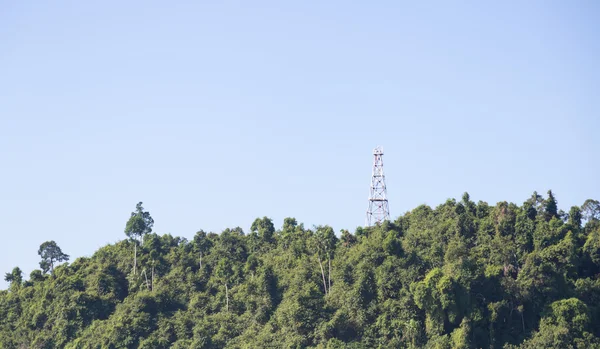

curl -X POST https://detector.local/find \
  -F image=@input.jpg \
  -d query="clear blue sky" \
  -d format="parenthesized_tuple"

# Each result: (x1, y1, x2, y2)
(1, 1, 599, 288)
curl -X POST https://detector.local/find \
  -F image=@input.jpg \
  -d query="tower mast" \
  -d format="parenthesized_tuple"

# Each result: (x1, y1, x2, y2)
(366, 146, 390, 226)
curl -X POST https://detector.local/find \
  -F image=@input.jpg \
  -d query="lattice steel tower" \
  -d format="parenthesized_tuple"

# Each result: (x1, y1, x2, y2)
(366, 146, 390, 226)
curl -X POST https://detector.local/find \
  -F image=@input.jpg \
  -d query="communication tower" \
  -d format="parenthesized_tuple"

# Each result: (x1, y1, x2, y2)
(366, 146, 390, 226)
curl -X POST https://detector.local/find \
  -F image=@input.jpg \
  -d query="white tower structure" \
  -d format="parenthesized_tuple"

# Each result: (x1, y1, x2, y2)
(366, 146, 390, 226)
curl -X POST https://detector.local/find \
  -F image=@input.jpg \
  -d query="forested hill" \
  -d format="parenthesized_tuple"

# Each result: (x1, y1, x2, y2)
(2, 193, 600, 348)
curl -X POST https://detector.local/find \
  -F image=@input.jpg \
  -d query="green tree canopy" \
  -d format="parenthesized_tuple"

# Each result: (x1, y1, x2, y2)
(38, 240, 69, 274)
(124, 201, 154, 275)
(124, 202, 154, 241)
(3, 267, 23, 286)
(1, 191, 599, 348)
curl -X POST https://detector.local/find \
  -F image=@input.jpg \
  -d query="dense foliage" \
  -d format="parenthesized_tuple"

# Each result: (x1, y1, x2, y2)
(1, 192, 600, 348)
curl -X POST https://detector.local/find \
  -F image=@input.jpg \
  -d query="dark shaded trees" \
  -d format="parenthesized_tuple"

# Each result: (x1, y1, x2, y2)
(544, 190, 558, 221)
(3, 267, 22, 288)
(582, 199, 600, 222)
(38, 240, 69, 274)
(250, 216, 275, 250)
